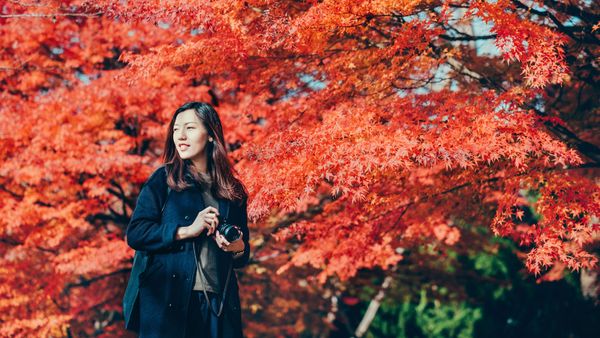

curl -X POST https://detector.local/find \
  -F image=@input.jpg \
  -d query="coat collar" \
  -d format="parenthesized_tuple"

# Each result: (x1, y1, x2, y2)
(171, 166, 230, 221)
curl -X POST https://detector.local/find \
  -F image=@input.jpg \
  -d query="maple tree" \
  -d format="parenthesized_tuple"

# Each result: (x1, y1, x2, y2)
(0, 0, 598, 337)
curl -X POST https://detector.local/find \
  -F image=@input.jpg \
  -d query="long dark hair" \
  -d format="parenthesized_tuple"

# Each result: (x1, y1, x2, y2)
(161, 101, 247, 204)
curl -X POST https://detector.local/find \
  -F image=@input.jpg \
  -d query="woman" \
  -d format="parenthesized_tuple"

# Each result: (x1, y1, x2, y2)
(126, 101, 250, 338)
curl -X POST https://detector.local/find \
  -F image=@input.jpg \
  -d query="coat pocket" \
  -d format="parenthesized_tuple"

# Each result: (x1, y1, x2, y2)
(139, 260, 164, 286)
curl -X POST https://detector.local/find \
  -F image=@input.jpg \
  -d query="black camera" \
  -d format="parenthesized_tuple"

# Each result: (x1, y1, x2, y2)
(217, 218, 241, 242)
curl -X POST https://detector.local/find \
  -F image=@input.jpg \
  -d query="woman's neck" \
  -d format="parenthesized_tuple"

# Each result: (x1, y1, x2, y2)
(191, 158, 208, 175)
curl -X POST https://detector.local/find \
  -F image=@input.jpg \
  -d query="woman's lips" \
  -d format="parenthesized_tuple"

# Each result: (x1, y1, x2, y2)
(179, 144, 190, 150)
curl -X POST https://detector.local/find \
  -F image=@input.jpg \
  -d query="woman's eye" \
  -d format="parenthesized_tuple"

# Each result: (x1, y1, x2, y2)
(187, 127, 195, 129)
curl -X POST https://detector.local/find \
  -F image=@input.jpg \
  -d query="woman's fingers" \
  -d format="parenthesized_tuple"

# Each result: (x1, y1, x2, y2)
(203, 206, 220, 216)
(204, 215, 219, 235)
(218, 231, 231, 246)
(215, 231, 231, 251)
(204, 219, 212, 235)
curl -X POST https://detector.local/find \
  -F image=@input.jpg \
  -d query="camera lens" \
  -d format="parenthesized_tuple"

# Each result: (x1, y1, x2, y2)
(218, 222, 240, 242)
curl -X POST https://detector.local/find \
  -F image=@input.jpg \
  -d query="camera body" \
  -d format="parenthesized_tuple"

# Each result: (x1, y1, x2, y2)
(217, 216, 241, 242)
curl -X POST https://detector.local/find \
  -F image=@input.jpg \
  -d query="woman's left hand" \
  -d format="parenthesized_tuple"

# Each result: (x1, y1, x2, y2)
(214, 228, 244, 253)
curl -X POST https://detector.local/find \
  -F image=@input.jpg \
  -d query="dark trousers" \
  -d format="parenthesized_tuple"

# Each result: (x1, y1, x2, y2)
(184, 291, 223, 338)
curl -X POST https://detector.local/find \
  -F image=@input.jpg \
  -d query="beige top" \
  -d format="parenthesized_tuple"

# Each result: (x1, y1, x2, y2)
(192, 188, 222, 293)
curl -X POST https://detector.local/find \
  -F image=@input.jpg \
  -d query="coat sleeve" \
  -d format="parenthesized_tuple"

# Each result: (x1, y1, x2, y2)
(232, 197, 250, 269)
(126, 169, 180, 252)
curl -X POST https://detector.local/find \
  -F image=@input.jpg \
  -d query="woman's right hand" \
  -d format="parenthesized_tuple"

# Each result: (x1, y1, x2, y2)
(187, 206, 220, 238)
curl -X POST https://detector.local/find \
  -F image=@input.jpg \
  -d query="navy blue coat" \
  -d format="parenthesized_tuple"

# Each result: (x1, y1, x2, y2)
(126, 165, 249, 338)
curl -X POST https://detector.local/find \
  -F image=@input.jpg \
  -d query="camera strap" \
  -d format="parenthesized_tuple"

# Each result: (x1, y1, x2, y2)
(192, 199, 233, 318)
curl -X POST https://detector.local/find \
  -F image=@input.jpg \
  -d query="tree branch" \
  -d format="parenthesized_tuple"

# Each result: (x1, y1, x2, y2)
(354, 275, 393, 337)
(542, 0, 600, 23)
(512, 0, 600, 44)
(445, 57, 600, 163)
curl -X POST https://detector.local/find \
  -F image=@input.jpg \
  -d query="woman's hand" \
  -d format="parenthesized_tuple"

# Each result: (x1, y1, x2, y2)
(214, 227, 244, 254)
(184, 206, 220, 238)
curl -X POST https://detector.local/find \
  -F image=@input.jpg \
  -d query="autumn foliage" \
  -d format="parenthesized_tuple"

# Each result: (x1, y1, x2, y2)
(0, 0, 598, 337)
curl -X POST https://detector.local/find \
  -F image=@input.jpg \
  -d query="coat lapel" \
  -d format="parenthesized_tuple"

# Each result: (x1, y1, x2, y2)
(218, 197, 230, 223)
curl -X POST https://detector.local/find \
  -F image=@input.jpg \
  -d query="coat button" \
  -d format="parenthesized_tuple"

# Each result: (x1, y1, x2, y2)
(172, 274, 176, 278)
(179, 244, 184, 250)
(168, 303, 172, 307)
(184, 215, 190, 220)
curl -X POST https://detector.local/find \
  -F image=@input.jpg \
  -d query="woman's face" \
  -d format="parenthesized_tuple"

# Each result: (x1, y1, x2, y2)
(173, 109, 210, 163)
